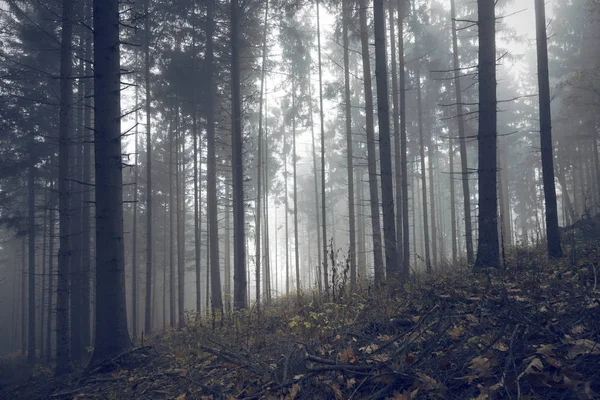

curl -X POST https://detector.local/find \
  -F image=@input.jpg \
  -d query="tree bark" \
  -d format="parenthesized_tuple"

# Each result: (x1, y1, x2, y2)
(89, 0, 132, 365)
(474, 0, 500, 268)
(535, 0, 562, 258)
(292, 78, 301, 296)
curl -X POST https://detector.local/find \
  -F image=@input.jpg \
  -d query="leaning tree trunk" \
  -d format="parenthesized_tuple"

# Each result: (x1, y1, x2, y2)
(56, 0, 74, 376)
(359, 0, 384, 284)
(89, 0, 132, 366)
(474, 0, 500, 268)
(231, 0, 247, 309)
(450, 0, 474, 264)
(535, 0, 562, 259)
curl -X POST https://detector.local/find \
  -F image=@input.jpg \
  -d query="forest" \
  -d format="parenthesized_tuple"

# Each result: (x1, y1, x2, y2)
(0, 0, 599, 398)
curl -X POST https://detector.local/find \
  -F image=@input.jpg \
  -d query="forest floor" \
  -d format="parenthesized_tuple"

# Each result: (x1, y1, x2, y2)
(1, 246, 600, 400)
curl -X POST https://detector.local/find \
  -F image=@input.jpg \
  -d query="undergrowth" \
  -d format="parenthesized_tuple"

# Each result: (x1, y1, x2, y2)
(1, 244, 599, 400)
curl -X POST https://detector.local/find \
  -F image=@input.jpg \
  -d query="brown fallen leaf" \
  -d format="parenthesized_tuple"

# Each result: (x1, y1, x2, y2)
(518, 357, 544, 380)
(566, 339, 600, 359)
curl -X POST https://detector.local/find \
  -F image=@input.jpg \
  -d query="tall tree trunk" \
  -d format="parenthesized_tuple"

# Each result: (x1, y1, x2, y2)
(27, 141, 36, 363)
(474, 0, 500, 268)
(169, 122, 176, 327)
(205, 0, 222, 315)
(374, 0, 398, 280)
(450, 0, 474, 263)
(284, 122, 290, 296)
(307, 73, 322, 293)
(40, 189, 47, 358)
(428, 135, 438, 267)
(449, 134, 458, 264)
(89, 0, 132, 365)
(56, 0, 74, 375)
(292, 78, 301, 295)
(231, 0, 247, 309)
(144, 0, 153, 335)
(343, 0, 356, 288)
(535, 0, 562, 258)
(47, 185, 56, 361)
(359, 0, 384, 284)
(316, 0, 329, 296)
(397, 0, 410, 279)
(255, 0, 268, 314)
(224, 184, 231, 307)
(132, 80, 139, 339)
(416, 66, 431, 273)
(389, 0, 402, 279)
(81, 7, 92, 350)
(176, 110, 185, 328)
(192, 10, 201, 317)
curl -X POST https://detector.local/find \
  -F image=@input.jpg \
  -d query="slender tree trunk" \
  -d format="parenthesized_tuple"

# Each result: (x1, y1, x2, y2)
(231, 0, 247, 309)
(397, 0, 410, 279)
(89, 0, 132, 365)
(359, 0, 384, 284)
(374, 0, 398, 280)
(224, 185, 231, 306)
(450, 0, 474, 263)
(56, 0, 74, 375)
(316, 0, 329, 296)
(81, 9, 92, 350)
(169, 124, 176, 328)
(428, 135, 438, 267)
(449, 134, 458, 264)
(21, 238, 26, 355)
(41, 190, 47, 358)
(389, 0, 402, 279)
(176, 110, 185, 328)
(284, 123, 290, 296)
(292, 78, 301, 295)
(255, 0, 268, 313)
(47, 182, 56, 361)
(535, 0, 562, 258)
(192, 13, 201, 317)
(307, 73, 322, 294)
(144, 0, 153, 334)
(27, 142, 36, 363)
(343, 0, 356, 288)
(205, 0, 222, 314)
(132, 81, 139, 339)
(416, 66, 431, 273)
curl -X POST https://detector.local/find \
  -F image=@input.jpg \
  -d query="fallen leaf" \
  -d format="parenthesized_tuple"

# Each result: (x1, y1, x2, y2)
(346, 377, 356, 389)
(518, 357, 544, 380)
(447, 326, 464, 340)
(175, 394, 186, 400)
(566, 339, 600, 359)
(492, 342, 509, 352)
(285, 383, 301, 400)
(470, 356, 492, 377)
